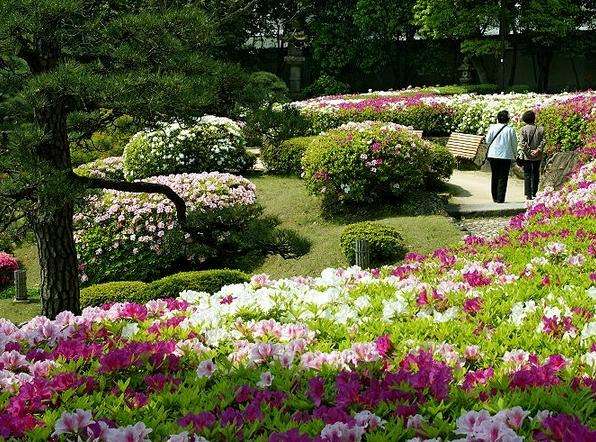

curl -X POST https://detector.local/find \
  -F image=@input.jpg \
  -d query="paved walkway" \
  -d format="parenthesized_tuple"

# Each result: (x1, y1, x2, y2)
(445, 170, 527, 217)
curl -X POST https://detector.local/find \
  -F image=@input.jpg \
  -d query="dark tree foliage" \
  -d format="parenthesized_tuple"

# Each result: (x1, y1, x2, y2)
(0, 0, 254, 318)
(414, 0, 596, 90)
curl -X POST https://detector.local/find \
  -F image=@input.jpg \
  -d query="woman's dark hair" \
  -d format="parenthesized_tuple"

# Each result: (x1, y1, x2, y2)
(497, 110, 510, 124)
(522, 110, 536, 124)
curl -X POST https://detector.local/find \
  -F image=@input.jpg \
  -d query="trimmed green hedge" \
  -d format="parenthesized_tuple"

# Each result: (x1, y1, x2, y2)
(145, 269, 250, 300)
(80, 269, 250, 307)
(340, 222, 407, 267)
(80, 281, 149, 307)
(261, 136, 318, 175)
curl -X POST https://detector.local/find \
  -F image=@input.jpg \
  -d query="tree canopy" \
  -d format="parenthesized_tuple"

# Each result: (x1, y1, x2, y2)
(0, 0, 255, 318)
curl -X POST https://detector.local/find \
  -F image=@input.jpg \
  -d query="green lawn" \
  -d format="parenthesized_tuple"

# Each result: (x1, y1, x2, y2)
(0, 299, 41, 324)
(250, 175, 462, 279)
(13, 242, 40, 287)
(0, 175, 462, 322)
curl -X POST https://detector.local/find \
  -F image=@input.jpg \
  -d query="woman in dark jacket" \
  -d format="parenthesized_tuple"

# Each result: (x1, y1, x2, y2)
(518, 110, 545, 200)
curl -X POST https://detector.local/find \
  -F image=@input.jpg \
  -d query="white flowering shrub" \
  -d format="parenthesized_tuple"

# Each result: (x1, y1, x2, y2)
(122, 116, 255, 181)
(74, 172, 261, 284)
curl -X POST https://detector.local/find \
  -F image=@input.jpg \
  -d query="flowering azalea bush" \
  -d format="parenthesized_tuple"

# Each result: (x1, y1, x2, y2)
(290, 90, 596, 153)
(0, 252, 18, 290)
(302, 122, 445, 208)
(0, 150, 594, 440)
(122, 116, 255, 181)
(74, 172, 261, 284)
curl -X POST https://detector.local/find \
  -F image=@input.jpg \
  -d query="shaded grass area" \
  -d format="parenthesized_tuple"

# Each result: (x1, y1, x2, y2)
(0, 299, 41, 324)
(13, 242, 41, 288)
(250, 175, 462, 279)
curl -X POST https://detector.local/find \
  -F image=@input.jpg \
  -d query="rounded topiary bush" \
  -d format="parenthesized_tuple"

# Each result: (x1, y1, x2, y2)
(145, 269, 250, 300)
(243, 71, 289, 108)
(426, 144, 455, 186)
(302, 121, 433, 208)
(340, 222, 407, 266)
(80, 281, 149, 308)
(0, 252, 19, 291)
(261, 136, 318, 175)
(74, 172, 260, 284)
(75, 156, 125, 181)
(122, 116, 255, 181)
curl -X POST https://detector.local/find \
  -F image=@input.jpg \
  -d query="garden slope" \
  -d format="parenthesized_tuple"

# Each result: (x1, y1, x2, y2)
(0, 155, 594, 440)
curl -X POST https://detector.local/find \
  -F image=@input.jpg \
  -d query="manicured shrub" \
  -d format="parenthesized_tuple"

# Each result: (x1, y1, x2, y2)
(145, 269, 250, 300)
(80, 270, 251, 307)
(261, 136, 318, 175)
(242, 105, 311, 147)
(122, 116, 255, 181)
(74, 172, 261, 284)
(302, 74, 350, 97)
(302, 121, 433, 208)
(420, 84, 499, 96)
(0, 252, 19, 290)
(243, 71, 289, 108)
(74, 156, 125, 181)
(340, 222, 407, 266)
(80, 281, 149, 308)
(426, 144, 456, 186)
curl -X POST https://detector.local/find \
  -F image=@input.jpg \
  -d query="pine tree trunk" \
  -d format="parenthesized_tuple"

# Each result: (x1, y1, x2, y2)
(33, 203, 81, 319)
(33, 99, 82, 319)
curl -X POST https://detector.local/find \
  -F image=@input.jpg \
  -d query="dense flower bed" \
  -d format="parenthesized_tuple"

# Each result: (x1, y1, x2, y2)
(290, 90, 596, 152)
(122, 116, 255, 181)
(74, 172, 259, 284)
(0, 150, 594, 440)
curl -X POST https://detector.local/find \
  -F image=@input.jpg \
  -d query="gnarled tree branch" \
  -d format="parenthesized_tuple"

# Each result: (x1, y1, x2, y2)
(72, 173, 197, 235)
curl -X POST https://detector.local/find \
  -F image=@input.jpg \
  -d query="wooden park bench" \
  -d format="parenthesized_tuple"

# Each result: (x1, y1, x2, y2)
(446, 132, 485, 161)
(412, 129, 423, 138)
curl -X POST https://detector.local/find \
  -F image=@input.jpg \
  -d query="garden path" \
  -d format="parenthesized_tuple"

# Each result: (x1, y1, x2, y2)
(447, 170, 526, 205)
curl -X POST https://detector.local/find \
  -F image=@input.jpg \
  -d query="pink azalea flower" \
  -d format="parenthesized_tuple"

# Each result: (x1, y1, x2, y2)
(52, 409, 93, 436)
(196, 360, 216, 378)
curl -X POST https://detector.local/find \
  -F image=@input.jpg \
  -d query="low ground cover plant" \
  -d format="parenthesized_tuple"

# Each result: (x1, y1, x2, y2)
(0, 146, 593, 441)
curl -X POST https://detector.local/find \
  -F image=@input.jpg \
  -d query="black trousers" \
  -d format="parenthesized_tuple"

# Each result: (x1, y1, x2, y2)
(523, 160, 540, 199)
(488, 158, 511, 203)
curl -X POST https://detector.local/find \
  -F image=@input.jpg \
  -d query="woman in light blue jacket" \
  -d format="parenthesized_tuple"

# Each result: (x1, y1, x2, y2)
(485, 110, 517, 203)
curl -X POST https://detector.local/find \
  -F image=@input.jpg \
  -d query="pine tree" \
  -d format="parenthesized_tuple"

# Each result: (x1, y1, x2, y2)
(0, 0, 252, 318)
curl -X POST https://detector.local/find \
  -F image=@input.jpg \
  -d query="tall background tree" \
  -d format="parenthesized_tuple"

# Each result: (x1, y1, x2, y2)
(414, 0, 595, 90)
(0, 0, 254, 318)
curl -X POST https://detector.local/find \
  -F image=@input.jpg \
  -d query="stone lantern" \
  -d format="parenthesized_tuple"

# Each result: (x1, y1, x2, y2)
(458, 56, 472, 85)
(284, 29, 306, 94)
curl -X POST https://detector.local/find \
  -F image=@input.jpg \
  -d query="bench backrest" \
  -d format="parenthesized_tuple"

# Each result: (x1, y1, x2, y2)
(446, 132, 484, 159)
(412, 129, 423, 138)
